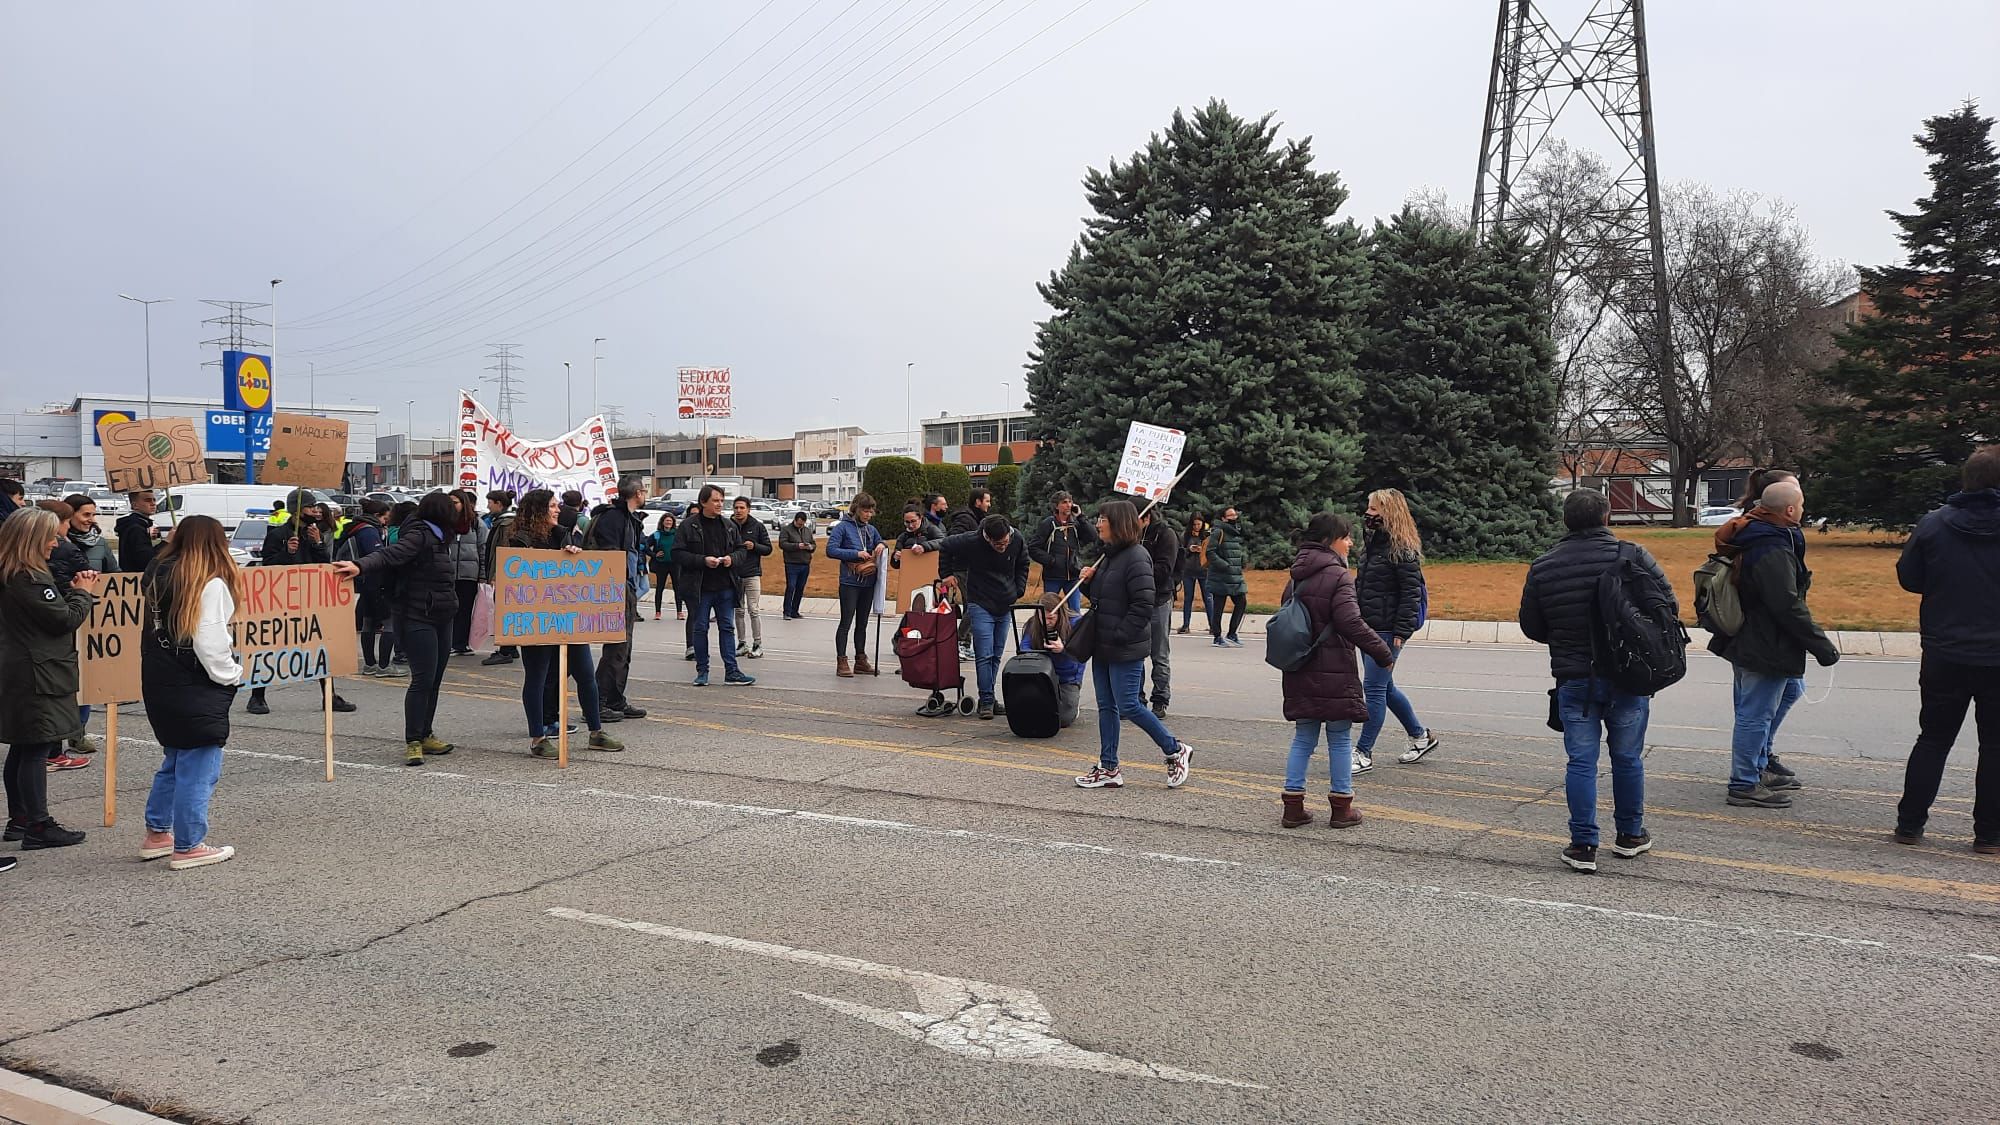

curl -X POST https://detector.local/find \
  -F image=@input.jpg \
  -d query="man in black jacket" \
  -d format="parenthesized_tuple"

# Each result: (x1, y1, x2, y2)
(779, 511, 814, 620)
(115, 490, 165, 573)
(1029, 491, 1097, 612)
(946, 489, 991, 658)
(1894, 446, 2000, 850)
(1520, 488, 1672, 873)
(1709, 479, 1838, 810)
(249, 495, 354, 716)
(1140, 508, 1179, 718)
(588, 479, 648, 720)
(930, 514, 1030, 720)
(731, 496, 774, 659)
(672, 484, 755, 687)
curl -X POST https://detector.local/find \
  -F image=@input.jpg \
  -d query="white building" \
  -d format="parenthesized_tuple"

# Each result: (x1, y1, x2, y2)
(793, 426, 863, 504)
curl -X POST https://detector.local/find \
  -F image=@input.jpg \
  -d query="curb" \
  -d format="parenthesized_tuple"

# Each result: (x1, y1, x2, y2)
(0, 1070, 179, 1125)
(773, 597, 1917, 657)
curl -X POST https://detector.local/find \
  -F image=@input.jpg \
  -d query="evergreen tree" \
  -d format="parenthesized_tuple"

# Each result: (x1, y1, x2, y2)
(1356, 211, 1560, 557)
(1021, 101, 1370, 566)
(985, 464, 1021, 515)
(1811, 102, 2000, 528)
(859, 456, 926, 539)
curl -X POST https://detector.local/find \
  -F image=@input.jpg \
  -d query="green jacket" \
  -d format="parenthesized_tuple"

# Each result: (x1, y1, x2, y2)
(0, 569, 95, 745)
(1205, 520, 1248, 596)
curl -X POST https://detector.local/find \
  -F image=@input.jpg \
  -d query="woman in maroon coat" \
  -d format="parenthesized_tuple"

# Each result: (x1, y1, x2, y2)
(1281, 513, 1396, 829)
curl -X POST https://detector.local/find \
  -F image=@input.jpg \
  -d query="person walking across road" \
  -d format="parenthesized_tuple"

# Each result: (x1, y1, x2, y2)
(137, 515, 243, 869)
(0, 507, 96, 851)
(1074, 500, 1194, 791)
(1708, 479, 1839, 809)
(1352, 488, 1439, 772)
(731, 497, 773, 659)
(1893, 446, 2000, 852)
(1279, 513, 1396, 830)
(779, 511, 814, 620)
(646, 513, 682, 621)
(1140, 507, 1179, 719)
(1520, 489, 1672, 873)
(930, 513, 1030, 720)
(1205, 507, 1249, 647)
(1177, 513, 1209, 634)
(1029, 492, 1097, 612)
(673, 484, 756, 688)
(825, 494, 884, 678)
(333, 491, 464, 766)
(588, 479, 648, 720)
(509, 490, 625, 758)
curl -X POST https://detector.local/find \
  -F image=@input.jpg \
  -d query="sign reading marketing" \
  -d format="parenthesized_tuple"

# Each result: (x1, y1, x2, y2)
(80, 565, 357, 697)
(456, 390, 620, 507)
(493, 548, 629, 644)
(676, 366, 732, 420)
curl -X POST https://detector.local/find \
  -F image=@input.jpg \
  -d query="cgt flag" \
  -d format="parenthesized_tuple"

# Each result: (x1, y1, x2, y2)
(456, 390, 620, 506)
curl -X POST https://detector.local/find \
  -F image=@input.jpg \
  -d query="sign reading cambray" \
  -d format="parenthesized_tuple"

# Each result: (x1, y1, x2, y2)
(493, 548, 629, 644)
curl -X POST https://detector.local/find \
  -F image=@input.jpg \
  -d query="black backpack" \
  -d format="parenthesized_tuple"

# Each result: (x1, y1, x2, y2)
(1263, 581, 1333, 673)
(1591, 543, 1689, 696)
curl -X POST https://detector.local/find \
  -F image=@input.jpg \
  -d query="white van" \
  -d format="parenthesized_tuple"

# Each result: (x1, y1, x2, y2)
(156, 484, 339, 533)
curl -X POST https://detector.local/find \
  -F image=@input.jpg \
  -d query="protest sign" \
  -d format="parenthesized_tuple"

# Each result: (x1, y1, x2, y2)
(263, 412, 349, 488)
(676, 367, 732, 419)
(100, 417, 209, 493)
(79, 573, 145, 705)
(493, 548, 629, 645)
(234, 564, 360, 687)
(456, 390, 620, 507)
(894, 545, 940, 609)
(1114, 422, 1187, 503)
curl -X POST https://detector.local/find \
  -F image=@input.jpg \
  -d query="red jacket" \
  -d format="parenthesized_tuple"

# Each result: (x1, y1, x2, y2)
(1280, 542, 1394, 723)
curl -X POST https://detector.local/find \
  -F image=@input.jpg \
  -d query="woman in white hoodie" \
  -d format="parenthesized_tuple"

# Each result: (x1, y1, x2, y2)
(139, 515, 243, 870)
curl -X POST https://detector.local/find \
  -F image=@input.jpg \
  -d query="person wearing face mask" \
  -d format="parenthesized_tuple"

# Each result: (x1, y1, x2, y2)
(60, 495, 118, 756)
(1351, 489, 1439, 772)
(1204, 507, 1249, 647)
(1279, 513, 1396, 828)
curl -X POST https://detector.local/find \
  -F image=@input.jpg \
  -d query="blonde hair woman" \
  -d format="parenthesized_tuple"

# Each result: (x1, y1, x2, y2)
(1352, 489, 1439, 771)
(139, 515, 244, 869)
(0, 508, 99, 853)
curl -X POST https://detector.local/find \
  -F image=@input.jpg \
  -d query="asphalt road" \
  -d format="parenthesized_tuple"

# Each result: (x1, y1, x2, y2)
(3, 611, 1993, 1124)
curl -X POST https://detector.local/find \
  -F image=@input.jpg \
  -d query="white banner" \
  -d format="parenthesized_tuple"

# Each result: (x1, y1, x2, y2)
(677, 366, 732, 420)
(1114, 421, 1186, 502)
(855, 435, 919, 467)
(457, 390, 621, 506)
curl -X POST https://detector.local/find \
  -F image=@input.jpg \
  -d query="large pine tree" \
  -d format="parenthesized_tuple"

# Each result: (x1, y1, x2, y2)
(1811, 102, 2000, 528)
(1356, 211, 1559, 557)
(1021, 101, 1370, 566)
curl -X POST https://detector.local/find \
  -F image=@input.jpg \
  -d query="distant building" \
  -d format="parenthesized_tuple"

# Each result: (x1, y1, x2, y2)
(922, 410, 1037, 480)
(794, 427, 863, 504)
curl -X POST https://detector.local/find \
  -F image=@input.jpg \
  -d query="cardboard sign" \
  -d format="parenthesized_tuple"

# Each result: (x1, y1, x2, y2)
(79, 564, 358, 698)
(100, 417, 209, 493)
(493, 548, 629, 644)
(894, 544, 941, 606)
(263, 412, 349, 488)
(1113, 421, 1186, 502)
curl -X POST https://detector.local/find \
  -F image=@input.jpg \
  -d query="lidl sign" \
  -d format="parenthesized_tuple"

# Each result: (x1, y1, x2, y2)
(91, 409, 136, 446)
(222, 351, 274, 414)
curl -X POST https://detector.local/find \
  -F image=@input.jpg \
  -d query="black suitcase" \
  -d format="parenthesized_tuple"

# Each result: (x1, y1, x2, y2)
(1002, 648, 1063, 740)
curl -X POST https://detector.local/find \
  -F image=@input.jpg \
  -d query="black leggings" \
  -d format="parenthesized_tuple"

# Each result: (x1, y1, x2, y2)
(4, 740, 57, 827)
(836, 584, 872, 658)
(1207, 587, 1247, 639)
(652, 572, 685, 615)
(397, 615, 453, 743)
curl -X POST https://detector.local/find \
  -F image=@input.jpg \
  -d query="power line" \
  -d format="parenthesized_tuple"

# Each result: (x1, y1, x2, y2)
(198, 300, 270, 370)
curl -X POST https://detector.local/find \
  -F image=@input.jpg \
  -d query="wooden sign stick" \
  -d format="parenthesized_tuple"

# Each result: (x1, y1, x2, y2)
(557, 644, 570, 768)
(103, 703, 119, 826)
(323, 678, 335, 782)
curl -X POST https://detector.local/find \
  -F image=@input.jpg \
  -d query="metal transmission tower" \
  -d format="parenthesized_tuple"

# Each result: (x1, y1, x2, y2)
(483, 344, 525, 428)
(199, 300, 271, 371)
(1471, 0, 1686, 519)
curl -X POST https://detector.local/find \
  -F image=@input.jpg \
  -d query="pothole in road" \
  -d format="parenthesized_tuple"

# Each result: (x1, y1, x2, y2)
(756, 1040, 802, 1067)
(448, 1042, 498, 1058)
(1789, 1041, 1844, 1061)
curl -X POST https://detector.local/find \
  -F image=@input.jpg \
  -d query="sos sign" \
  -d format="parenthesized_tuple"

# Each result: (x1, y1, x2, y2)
(223, 351, 274, 414)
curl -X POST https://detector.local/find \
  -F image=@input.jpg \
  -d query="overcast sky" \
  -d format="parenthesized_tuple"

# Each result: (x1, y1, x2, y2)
(4, 0, 1995, 442)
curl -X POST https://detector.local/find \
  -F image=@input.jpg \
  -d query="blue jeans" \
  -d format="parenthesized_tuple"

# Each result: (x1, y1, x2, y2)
(1093, 659, 1177, 770)
(693, 586, 741, 676)
(144, 744, 224, 853)
(965, 603, 1012, 705)
(784, 563, 810, 617)
(1731, 668, 1805, 789)
(1356, 631, 1423, 755)
(1285, 720, 1355, 795)
(1045, 569, 1082, 613)
(1178, 573, 1206, 631)
(521, 644, 601, 736)
(1556, 678, 1648, 847)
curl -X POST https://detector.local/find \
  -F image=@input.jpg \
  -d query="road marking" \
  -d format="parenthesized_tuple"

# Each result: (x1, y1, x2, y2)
(546, 907, 1265, 1089)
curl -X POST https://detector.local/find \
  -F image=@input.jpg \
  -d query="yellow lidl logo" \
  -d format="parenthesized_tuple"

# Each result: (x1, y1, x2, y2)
(92, 409, 133, 446)
(237, 354, 272, 411)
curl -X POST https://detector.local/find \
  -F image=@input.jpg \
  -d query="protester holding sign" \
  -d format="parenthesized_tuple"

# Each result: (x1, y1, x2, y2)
(508, 490, 625, 759)
(116, 490, 166, 574)
(0, 507, 97, 851)
(334, 491, 463, 767)
(139, 516, 244, 869)
(1073, 500, 1194, 792)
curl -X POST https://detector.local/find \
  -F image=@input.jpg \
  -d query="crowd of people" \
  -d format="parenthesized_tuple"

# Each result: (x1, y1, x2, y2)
(1, 442, 1994, 877)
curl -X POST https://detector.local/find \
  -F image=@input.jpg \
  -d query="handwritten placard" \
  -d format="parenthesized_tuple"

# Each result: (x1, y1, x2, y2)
(1113, 421, 1186, 502)
(263, 412, 349, 488)
(79, 573, 145, 704)
(79, 564, 358, 695)
(100, 417, 210, 493)
(494, 548, 629, 644)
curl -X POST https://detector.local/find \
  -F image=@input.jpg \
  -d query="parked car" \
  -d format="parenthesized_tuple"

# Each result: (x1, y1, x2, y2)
(229, 519, 266, 565)
(1695, 505, 1740, 527)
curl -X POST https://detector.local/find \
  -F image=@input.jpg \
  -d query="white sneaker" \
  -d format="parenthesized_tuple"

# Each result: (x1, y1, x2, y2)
(1353, 751, 1375, 774)
(1399, 730, 1439, 764)
(1164, 743, 1194, 788)
(749, 643, 764, 659)
(1075, 765, 1124, 789)
(168, 843, 235, 870)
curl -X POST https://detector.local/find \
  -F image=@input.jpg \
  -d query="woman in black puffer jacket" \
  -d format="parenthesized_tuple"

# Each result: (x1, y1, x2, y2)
(334, 490, 463, 767)
(1352, 488, 1439, 771)
(1073, 500, 1193, 791)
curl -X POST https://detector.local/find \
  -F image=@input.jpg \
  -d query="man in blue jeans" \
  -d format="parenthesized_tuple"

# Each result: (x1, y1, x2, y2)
(671, 484, 756, 688)
(1520, 488, 1675, 873)
(1707, 479, 1839, 808)
(929, 514, 1031, 720)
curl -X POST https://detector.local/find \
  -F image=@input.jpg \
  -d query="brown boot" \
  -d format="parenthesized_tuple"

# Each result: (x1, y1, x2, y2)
(1281, 791, 1313, 829)
(854, 653, 875, 676)
(836, 656, 854, 678)
(1327, 792, 1362, 829)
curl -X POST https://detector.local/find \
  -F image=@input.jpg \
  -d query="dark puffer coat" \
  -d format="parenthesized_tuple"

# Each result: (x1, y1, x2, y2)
(1354, 531, 1423, 640)
(0, 568, 94, 745)
(359, 517, 458, 623)
(1519, 527, 1673, 681)
(1080, 540, 1155, 665)
(1897, 488, 2000, 665)
(1204, 519, 1248, 596)
(1281, 543, 1394, 723)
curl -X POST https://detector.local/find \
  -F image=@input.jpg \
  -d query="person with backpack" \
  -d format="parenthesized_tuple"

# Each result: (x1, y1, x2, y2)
(1275, 513, 1396, 828)
(1519, 489, 1675, 873)
(1892, 445, 2000, 852)
(1176, 514, 1209, 634)
(1708, 478, 1839, 810)
(1204, 507, 1249, 647)
(332, 491, 464, 767)
(1352, 489, 1439, 772)
(1700, 469, 1804, 786)
(825, 494, 884, 678)
(1029, 492, 1097, 612)
(1073, 500, 1194, 790)
(1020, 591, 1086, 728)
(928, 513, 1030, 720)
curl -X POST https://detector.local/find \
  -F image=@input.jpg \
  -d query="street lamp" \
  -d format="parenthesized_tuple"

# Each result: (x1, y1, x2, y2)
(905, 362, 914, 445)
(593, 338, 606, 422)
(646, 410, 658, 492)
(117, 294, 172, 418)
(1000, 381, 1010, 415)
(564, 361, 573, 430)
(405, 398, 416, 486)
(270, 279, 283, 398)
